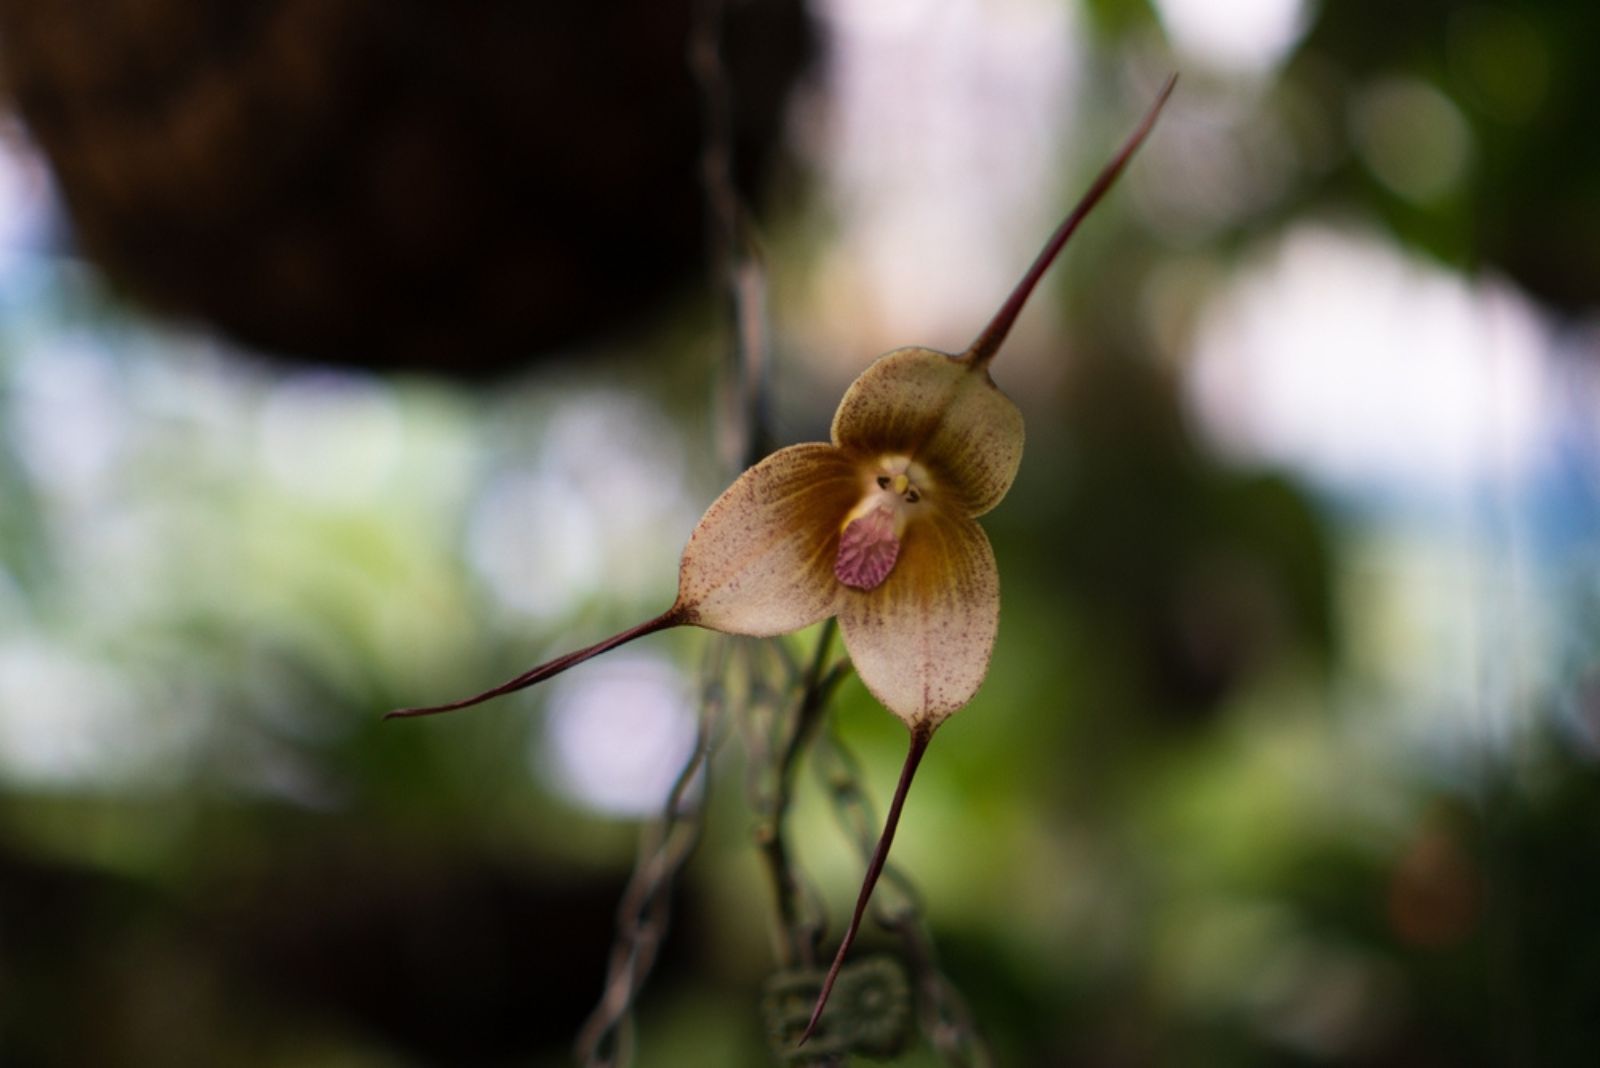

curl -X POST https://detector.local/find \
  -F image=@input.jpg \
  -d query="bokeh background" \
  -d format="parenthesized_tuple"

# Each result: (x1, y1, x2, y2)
(1, 0, 1597, 1064)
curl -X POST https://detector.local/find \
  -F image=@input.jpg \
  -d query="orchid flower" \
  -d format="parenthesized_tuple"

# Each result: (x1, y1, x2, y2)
(390, 76, 1174, 1044)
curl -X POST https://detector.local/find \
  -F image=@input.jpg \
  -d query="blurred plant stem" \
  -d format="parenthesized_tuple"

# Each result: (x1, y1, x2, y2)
(576, 640, 732, 1067)
(579, 1, 989, 1063)
(577, 1, 777, 1063)
(750, 618, 849, 971)
(692, 0, 772, 470)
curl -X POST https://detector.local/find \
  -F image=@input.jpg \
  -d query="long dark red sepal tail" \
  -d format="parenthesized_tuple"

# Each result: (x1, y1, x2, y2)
(964, 72, 1177, 371)
(385, 608, 686, 719)
(798, 727, 932, 1046)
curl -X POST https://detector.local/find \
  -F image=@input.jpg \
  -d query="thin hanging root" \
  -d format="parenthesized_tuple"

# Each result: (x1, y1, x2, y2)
(384, 607, 688, 719)
(799, 727, 932, 1046)
(963, 72, 1178, 371)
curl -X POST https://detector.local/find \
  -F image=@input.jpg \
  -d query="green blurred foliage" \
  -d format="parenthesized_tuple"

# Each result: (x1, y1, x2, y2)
(1302, 0, 1600, 308)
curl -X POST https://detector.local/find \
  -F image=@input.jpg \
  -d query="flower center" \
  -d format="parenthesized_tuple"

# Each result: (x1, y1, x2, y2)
(833, 458, 926, 591)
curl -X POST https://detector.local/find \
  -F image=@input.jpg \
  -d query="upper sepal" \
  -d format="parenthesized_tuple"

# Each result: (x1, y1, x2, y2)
(830, 347, 1024, 518)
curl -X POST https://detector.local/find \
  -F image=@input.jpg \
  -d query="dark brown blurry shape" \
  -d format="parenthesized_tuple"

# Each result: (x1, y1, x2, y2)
(0, 0, 814, 375)
(0, 829, 643, 1063)
(1387, 809, 1482, 949)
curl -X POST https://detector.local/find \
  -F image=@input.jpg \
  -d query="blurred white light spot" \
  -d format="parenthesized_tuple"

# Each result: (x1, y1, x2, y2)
(8, 336, 126, 499)
(0, 119, 56, 275)
(804, 0, 1081, 368)
(467, 392, 693, 621)
(538, 654, 697, 817)
(1155, 0, 1311, 76)
(1351, 78, 1473, 204)
(0, 640, 172, 787)
(469, 468, 603, 619)
(257, 370, 402, 502)
(1185, 225, 1549, 503)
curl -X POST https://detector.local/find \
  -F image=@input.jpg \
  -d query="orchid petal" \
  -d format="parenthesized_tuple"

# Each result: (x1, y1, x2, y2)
(837, 508, 999, 727)
(830, 347, 1024, 518)
(676, 442, 858, 637)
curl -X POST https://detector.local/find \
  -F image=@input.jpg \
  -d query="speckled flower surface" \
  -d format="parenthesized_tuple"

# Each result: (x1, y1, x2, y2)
(676, 345, 1021, 727)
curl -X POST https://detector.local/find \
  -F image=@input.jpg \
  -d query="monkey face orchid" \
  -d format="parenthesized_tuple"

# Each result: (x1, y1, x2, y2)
(675, 343, 1022, 726)
(390, 77, 1174, 1044)
(391, 342, 1020, 726)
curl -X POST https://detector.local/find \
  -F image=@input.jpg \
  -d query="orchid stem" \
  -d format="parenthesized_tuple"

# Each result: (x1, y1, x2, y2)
(963, 73, 1177, 371)
(384, 607, 688, 719)
(758, 619, 846, 969)
(798, 725, 934, 1046)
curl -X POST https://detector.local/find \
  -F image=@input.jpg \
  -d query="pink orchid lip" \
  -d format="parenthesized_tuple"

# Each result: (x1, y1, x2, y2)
(832, 455, 935, 590)
(834, 506, 899, 590)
